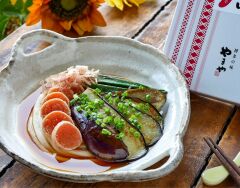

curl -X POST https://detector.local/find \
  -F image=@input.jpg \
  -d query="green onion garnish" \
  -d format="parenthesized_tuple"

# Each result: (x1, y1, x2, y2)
(134, 131, 140, 138)
(116, 132, 125, 140)
(145, 94, 151, 102)
(101, 128, 112, 136)
(94, 88, 101, 94)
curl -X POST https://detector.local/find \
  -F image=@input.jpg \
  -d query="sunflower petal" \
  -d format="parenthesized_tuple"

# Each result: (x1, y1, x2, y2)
(90, 0, 104, 4)
(28, 4, 41, 12)
(123, 0, 132, 7)
(96, 0, 105, 3)
(105, 0, 115, 7)
(32, 0, 43, 5)
(43, 0, 51, 4)
(59, 20, 73, 31)
(128, 0, 139, 6)
(42, 13, 64, 33)
(112, 0, 124, 10)
(129, 0, 145, 6)
(90, 8, 106, 26)
(72, 23, 85, 36)
(136, 0, 145, 4)
(77, 18, 92, 32)
(26, 9, 41, 25)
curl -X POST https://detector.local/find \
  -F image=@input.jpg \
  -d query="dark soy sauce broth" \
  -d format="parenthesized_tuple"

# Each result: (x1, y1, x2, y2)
(18, 88, 127, 174)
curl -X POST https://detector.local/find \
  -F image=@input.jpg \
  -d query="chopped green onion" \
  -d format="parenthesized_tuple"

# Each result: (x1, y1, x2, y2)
(94, 99, 100, 105)
(94, 88, 101, 94)
(123, 110, 131, 116)
(103, 116, 113, 124)
(124, 101, 130, 107)
(101, 123, 107, 128)
(91, 112, 97, 118)
(117, 102, 124, 110)
(98, 100, 104, 107)
(70, 99, 77, 106)
(136, 124, 142, 130)
(96, 119, 102, 125)
(145, 94, 151, 102)
(129, 114, 138, 125)
(104, 107, 110, 115)
(134, 131, 141, 138)
(136, 103, 149, 112)
(130, 114, 137, 120)
(97, 113, 104, 119)
(116, 132, 125, 140)
(76, 106, 82, 112)
(85, 111, 91, 118)
(73, 94, 79, 99)
(108, 97, 113, 104)
(144, 103, 150, 112)
(121, 91, 128, 99)
(101, 128, 112, 136)
(130, 128, 135, 133)
(114, 117, 124, 130)
(136, 112, 141, 118)
(105, 92, 111, 99)
(113, 97, 120, 104)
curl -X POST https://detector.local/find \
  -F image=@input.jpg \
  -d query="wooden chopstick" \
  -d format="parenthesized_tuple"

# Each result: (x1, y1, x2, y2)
(204, 137, 240, 186)
(208, 137, 240, 176)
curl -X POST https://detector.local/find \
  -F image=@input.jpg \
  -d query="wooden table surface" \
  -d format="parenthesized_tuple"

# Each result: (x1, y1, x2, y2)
(0, 0, 239, 187)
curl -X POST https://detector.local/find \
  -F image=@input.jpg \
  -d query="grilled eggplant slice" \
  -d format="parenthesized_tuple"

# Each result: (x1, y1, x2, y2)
(123, 89, 167, 111)
(86, 89, 148, 161)
(106, 98, 162, 146)
(130, 98, 162, 123)
(72, 88, 148, 162)
(71, 106, 129, 162)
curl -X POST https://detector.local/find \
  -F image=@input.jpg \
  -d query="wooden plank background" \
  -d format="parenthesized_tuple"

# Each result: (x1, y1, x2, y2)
(0, 0, 239, 187)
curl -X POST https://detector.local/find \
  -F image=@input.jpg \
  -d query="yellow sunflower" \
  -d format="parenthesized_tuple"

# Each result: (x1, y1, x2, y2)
(105, 0, 145, 10)
(26, 0, 106, 36)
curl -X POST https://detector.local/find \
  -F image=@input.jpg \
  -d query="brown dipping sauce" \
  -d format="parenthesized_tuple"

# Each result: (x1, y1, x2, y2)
(18, 88, 127, 174)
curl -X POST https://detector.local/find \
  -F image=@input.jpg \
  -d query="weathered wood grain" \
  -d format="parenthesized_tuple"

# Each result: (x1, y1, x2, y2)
(95, 0, 172, 37)
(136, 0, 177, 49)
(0, 150, 12, 175)
(197, 108, 240, 188)
(0, 94, 234, 188)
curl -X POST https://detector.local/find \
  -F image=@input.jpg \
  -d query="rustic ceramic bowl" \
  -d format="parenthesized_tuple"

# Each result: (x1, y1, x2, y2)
(0, 29, 190, 182)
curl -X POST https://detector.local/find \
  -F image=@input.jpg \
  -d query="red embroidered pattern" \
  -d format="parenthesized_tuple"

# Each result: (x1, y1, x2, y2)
(183, 0, 215, 86)
(171, 0, 194, 64)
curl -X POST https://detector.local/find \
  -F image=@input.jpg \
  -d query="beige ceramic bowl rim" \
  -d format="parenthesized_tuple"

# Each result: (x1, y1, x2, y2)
(0, 29, 190, 183)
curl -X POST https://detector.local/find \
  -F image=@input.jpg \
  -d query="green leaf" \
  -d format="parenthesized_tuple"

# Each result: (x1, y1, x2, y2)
(0, 14, 10, 40)
(0, 0, 33, 40)
(2, 9, 22, 17)
(1, 0, 31, 18)
(0, 0, 11, 11)
(11, 0, 24, 11)
(24, 0, 32, 8)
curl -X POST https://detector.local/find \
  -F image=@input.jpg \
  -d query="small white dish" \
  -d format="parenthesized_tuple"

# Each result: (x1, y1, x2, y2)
(0, 29, 190, 182)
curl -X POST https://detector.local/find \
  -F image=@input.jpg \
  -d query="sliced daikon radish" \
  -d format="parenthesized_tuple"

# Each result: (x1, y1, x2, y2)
(32, 94, 54, 152)
(27, 113, 48, 152)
